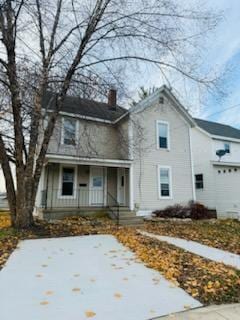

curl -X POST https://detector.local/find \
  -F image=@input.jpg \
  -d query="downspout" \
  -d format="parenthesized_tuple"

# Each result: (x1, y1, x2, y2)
(189, 127, 196, 201)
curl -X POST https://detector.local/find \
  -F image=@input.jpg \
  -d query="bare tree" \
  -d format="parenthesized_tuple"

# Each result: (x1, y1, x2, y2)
(0, 0, 220, 229)
(130, 86, 159, 107)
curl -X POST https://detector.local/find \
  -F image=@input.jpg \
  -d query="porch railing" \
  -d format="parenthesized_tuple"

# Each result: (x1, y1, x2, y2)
(41, 188, 105, 209)
(107, 191, 120, 226)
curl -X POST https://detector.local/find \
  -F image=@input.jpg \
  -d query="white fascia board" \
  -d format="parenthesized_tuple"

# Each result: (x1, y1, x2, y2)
(59, 111, 112, 124)
(211, 135, 240, 143)
(195, 126, 240, 143)
(46, 154, 132, 168)
(46, 110, 129, 125)
(195, 126, 212, 138)
(211, 161, 240, 167)
(113, 111, 129, 124)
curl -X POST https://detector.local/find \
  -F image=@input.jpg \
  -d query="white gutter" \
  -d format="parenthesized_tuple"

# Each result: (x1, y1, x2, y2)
(46, 154, 132, 167)
(45, 110, 129, 125)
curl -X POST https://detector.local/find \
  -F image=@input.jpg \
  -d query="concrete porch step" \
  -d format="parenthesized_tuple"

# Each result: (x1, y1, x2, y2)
(108, 208, 144, 226)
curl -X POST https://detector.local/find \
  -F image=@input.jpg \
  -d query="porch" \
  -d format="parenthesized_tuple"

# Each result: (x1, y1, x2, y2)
(38, 157, 134, 220)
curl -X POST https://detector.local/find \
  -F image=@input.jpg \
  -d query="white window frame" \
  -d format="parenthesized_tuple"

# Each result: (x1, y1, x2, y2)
(61, 117, 78, 146)
(224, 142, 231, 154)
(158, 165, 173, 199)
(156, 120, 170, 150)
(58, 164, 77, 199)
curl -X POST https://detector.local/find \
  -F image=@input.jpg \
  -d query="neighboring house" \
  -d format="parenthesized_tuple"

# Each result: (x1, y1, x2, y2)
(35, 85, 196, 218)
(191, 119, 240, 218)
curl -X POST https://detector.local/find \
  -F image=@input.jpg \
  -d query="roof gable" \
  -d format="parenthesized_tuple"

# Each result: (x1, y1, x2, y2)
(194, 118, 240, 140)
(129, 85, 195, 127)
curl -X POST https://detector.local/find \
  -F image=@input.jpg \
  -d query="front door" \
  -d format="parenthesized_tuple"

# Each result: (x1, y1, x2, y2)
(117, 168, 125, 205)
(90, 167, 104, 205)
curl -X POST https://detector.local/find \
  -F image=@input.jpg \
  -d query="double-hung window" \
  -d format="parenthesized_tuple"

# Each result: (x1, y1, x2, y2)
(62, 117, 76, 145)
(61, 167, 75, 197)
(157, 121, 169, 149)
(195, 174, 204, 189)
(158, 166, 172, 198)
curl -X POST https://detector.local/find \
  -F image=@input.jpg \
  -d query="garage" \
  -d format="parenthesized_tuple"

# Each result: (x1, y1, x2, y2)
(214, 164, 240, 219)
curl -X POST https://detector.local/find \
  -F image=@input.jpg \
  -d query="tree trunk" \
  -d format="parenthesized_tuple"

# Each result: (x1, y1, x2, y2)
(12, 177, 35, 229)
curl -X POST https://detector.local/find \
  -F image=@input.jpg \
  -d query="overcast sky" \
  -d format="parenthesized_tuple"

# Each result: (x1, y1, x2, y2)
(128, 0, 240, 128)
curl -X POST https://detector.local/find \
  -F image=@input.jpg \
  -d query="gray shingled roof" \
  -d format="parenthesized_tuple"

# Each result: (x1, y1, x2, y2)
(194, 118, 240, 140)
(42, 91, 127, 122)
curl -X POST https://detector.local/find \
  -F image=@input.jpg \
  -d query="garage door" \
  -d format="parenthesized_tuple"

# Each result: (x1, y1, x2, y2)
(214, 165, 240, 218)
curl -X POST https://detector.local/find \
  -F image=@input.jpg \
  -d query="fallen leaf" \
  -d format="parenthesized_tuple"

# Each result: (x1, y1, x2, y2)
(114, 292, 122, 299)
(45, 291, 54, 295)
(40, 301, 49, 306)
(72, 287, 81, 292)
(85, 310, 96, 318)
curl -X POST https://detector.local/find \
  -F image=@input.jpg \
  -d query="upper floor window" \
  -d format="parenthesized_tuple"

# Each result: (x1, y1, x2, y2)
(224, 143, 230, 154)
(62, 117, 76, 145)
(157, 121, 169, 149)
(195, 174, 204, 189)
(158, 166, 172, 198)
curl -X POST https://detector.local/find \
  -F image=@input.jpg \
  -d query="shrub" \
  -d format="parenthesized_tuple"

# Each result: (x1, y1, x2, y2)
(153, 202, 215, 220)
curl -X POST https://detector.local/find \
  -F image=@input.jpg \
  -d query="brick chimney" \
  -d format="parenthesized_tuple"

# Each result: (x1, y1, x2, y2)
(108, 88, 117, 110)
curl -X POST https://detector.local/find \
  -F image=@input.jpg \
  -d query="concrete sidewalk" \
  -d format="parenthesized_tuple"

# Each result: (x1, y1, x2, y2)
(156, 304, 240, 319)
(139, 231, 240, 270)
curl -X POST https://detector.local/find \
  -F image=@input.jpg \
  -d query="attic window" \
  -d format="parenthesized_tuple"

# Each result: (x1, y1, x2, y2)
(159, 96, 164, 104)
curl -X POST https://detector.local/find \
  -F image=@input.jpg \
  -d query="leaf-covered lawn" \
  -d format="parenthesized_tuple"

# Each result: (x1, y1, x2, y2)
(114, 229, 240, 305)
(0, 215, 115, 269)
(0, 212, 11, 230)
(142, 219, 240, 254)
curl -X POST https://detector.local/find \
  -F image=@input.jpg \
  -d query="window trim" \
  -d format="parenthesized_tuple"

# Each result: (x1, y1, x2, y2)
(58, 164, 77, 199)
(156, 120, 170, 150)
(157, 165, 173, 199)
(224, 142, 231, 154)
(195, 174, 204, 190)
(61, 117, 78, 146)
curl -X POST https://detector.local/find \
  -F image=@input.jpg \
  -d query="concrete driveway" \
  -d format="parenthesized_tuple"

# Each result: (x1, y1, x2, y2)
(0, 235, 201, 320)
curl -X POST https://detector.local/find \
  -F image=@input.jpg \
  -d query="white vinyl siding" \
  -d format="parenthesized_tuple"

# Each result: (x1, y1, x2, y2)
(158, 166, 172, 199)
(133, 97, 194, 212)
(48, 116, 121, 159)
(191, 128, 216, 209)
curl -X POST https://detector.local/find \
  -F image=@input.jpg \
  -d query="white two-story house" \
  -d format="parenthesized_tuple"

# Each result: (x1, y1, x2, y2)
(191, 118, 240, 218)
(35, 85, 196, 220)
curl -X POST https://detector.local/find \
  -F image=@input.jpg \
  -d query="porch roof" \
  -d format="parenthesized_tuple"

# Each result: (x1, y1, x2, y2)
(46, 154, 132, 168)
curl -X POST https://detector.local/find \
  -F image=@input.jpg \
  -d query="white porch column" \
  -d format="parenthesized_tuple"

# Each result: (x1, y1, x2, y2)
(129, 164, 134, 211)
(104, 167, 108, 206)
(35, 165, 45, 210)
